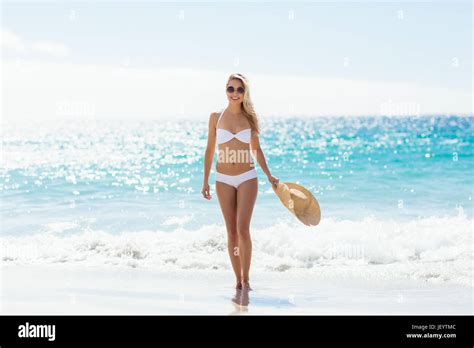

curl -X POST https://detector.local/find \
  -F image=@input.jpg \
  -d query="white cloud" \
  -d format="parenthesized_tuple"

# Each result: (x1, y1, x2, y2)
(1, 59, 471, 122)
(1, 28, 70, 58)
(1, 29, 27, 53)
(29, 40, 70, 58)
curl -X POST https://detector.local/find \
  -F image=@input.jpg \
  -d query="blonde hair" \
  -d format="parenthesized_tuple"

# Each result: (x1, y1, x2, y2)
(227, 73, 260, 133)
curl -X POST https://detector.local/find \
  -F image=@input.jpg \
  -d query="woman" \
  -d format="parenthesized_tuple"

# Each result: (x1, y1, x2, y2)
(201, 73, 279, 291)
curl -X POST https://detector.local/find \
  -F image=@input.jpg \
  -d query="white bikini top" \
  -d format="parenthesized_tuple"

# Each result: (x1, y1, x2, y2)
(215, 108, 251, 145)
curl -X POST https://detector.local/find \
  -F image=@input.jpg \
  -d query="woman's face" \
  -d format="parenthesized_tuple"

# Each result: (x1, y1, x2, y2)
(226, 79, 245, 105)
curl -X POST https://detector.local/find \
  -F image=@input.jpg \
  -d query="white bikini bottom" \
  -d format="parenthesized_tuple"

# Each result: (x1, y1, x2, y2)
(215, 168, 258, 189)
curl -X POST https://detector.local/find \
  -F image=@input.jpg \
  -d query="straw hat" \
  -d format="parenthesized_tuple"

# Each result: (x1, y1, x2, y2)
(273, 182, 321, 226)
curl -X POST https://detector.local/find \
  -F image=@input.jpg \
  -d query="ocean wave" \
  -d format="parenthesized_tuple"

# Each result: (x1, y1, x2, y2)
(1, 210, 472, 286)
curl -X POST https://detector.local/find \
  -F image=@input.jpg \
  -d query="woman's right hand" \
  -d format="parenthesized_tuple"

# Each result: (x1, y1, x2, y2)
(267, 174, 279, 189)
(201, 182, 211, 200)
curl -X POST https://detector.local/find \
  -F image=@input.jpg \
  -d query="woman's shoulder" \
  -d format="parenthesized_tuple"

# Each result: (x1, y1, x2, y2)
(209, 111, 220, 120)
(210, 108, 225, 119)
(208, 110, 221, 126)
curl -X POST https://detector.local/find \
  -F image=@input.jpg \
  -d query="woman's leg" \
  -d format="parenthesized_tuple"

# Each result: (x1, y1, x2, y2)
(236, 178, 258, 288)
(215, 181, 242, 288)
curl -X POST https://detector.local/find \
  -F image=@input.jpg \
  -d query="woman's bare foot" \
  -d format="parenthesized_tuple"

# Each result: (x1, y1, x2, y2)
(242, 281, 252, 291)
(236, 280, 243, 289)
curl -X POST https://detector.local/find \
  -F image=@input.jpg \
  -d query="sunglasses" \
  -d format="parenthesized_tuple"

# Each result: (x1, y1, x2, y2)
(226, 86, 245, 94)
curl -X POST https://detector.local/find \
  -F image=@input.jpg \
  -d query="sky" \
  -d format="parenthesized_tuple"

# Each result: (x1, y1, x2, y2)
(1, 0, 472, 120)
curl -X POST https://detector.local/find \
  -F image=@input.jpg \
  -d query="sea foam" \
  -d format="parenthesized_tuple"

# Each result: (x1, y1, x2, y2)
(1, 209, 471, 286)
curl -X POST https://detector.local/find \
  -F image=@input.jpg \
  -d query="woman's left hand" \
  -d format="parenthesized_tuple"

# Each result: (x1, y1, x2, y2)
(267, 174, 279, 189)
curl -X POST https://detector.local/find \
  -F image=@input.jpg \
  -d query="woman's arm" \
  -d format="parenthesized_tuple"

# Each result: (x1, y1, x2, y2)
(250, 130, 279, 188)
(202, 112, 218, 199)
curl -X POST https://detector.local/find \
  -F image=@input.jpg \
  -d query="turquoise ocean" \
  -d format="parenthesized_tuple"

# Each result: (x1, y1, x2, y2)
(1, 115, 472, 285)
